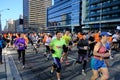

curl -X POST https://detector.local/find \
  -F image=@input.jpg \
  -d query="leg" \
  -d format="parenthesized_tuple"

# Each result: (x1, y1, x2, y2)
(0, 48, 2, 63)
(82, 60, 87, 70)
(17, 50, 21, 61)
(56, 72, 61, 80)
(91, 70, 99, 80)
(56, 59, 61, 80)
(100, 68, 109, 80)
(22, 50, 25, 65)
(54, 58, 61, 80)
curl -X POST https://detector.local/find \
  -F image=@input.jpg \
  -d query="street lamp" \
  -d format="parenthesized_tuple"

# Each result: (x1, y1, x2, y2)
(0, 8, 10, 31)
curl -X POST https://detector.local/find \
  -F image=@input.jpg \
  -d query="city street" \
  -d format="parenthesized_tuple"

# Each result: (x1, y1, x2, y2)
(3, 44, 120, 80)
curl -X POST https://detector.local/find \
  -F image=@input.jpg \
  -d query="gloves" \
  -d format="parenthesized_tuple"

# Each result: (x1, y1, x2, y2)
(62, 44, 68, 52)
(51, 49, 55, 53)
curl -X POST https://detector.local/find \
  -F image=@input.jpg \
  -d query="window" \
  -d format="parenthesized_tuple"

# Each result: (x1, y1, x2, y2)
(97, 10, 100, 13)
(102, 15, 109, 19)
(103, 8, 110, 12)
(90, 11, 95, 14)
(112, 6, 119, 10)
(112, 14, 118, 17)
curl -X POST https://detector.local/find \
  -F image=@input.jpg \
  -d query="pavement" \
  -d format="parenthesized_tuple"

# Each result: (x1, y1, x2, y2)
(0, 44, 120, 80)
(0, 48, 13, 80)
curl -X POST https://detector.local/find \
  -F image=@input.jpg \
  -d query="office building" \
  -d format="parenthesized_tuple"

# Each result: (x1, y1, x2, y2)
(47, 0, 82, 33)
(23, 0, 52, 32)
(82, 0, 120, 31)
(7, 19, 15, 32)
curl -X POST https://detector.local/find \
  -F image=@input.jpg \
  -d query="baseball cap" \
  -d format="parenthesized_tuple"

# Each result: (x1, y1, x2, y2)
(100, 32, 110, 37)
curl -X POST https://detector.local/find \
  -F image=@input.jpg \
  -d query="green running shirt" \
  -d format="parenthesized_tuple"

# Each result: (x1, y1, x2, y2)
(50, 38, 66, 58)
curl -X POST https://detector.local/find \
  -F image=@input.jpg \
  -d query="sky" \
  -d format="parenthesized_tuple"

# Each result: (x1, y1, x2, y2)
(0, 0, 23, 30)
(0, 0, 54, 30)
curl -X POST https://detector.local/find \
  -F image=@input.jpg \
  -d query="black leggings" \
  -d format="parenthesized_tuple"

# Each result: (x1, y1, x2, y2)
(17, 50, 25, 65)
(77, 53, 88, 70)
(0, 48, 2, 62)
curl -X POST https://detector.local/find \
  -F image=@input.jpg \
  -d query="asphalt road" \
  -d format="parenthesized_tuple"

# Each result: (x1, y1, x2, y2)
(6, 44, 120, 80)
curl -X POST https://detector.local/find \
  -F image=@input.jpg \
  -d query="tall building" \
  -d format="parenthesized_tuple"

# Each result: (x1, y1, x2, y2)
(47, 0, 82, 33)
(23, 0, 52, 32)
(82, 0, 120, 31)
(7, 19, 15, 32)
(54, 0, 63, 4)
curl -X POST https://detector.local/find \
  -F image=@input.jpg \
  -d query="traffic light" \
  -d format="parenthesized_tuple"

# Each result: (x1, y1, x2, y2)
(19, 19, 23, 25)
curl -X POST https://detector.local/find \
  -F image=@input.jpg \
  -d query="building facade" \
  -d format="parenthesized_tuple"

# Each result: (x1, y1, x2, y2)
(23, 0, 52, 32)
(47, 0, 82, 33)
(7, 19, 15, 32)
(82, 0, 120, 31)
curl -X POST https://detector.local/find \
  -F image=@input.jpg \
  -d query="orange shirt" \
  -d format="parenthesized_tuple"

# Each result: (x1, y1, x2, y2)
(3, 34, 7, 38)
(94, 33, 100, 42)
(43, 35, 48, 43)
(78, 33, 83, 39)
(108, 36, 112, 43)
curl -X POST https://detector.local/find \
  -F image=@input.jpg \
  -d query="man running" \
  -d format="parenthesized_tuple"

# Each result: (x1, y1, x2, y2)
(77, 32, 89, 76)
(50, 31, 66, 80)
(61, 30, 71, 65)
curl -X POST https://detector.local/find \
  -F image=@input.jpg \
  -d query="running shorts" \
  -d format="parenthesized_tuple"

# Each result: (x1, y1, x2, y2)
(91, 57, 107, 70)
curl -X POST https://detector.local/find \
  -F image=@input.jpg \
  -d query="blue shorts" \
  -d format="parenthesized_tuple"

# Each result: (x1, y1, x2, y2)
(91, 57, 107, 70)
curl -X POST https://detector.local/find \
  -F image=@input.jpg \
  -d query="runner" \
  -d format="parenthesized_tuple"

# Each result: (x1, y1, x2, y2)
(0, 34, 6, 64)
(50, 31, 66, 80)
(88, 32, 96, 57)
(91, 32, 111, 80)
(14, 33, 27, 68)
(77, 32, 89, 76)
(44, 34, 52, 60)
(61, 30, 71, 65)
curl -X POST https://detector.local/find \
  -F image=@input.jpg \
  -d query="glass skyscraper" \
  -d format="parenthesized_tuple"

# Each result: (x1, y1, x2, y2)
(47, 0, 82, 32)
(82, 0, 120, 31)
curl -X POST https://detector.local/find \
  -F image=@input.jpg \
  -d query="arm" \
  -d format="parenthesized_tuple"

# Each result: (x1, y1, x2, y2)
(49, 40, 55, 53)
(93, 42, 102, 57)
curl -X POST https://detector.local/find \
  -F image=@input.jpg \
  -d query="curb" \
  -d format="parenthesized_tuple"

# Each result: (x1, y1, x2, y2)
(4, 53, 13, 80)
(4, 48, 22, 80)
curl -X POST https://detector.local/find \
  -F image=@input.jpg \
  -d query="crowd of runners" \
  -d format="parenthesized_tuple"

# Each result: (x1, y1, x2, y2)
(0, 29, 120, 80)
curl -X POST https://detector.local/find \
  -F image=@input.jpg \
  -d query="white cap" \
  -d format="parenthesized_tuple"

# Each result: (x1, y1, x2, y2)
(116, 26, 120, 30)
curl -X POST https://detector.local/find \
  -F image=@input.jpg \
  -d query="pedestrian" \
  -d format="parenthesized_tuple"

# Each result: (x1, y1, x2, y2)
(61, 30, 71, 65)
(0, 34, 6, 64)
(50, 31, 66, 80)
(91, 32, 111, 80)
(77, 32, 89, 76)
(14, 33, 27, 68)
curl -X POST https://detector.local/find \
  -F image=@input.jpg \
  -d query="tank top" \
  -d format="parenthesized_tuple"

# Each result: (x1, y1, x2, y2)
(94, 43, 107, 60)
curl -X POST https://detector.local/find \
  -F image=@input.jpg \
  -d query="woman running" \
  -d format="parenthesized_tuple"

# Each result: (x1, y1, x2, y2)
(91, 32, 111, 80)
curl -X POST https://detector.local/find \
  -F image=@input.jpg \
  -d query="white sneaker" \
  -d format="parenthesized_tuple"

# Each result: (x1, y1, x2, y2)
(18, 61, 20, 64)
(82, 70, 86, 76)
(22, 65, 25, 69)
(110, 56, 113, 59)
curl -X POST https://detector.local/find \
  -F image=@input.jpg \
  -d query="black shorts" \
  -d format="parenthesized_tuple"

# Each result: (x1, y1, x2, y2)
(46, 45, 50, 52)
(53, 57, 61, 73)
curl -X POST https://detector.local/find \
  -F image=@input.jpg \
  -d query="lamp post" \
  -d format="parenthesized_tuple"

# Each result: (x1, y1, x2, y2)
(0, 8, 10, 31)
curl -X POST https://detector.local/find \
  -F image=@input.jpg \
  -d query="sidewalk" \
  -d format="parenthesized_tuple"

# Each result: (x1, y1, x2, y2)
(0, 49, 13, 80)
(0, 54, 6, 80)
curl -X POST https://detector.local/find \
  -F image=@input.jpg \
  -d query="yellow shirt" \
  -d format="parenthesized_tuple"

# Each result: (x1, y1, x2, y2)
(62, 34, 71, 45)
